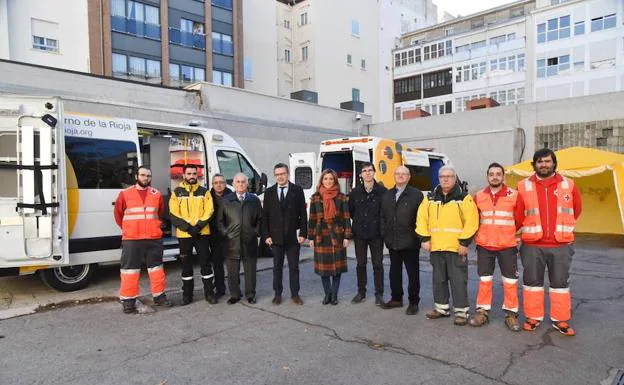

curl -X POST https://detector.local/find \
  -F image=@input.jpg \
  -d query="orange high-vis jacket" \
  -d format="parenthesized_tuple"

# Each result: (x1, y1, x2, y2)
(120, 186, 163, 240)
(474, 187, 518, 249)
(517, 176, 576, 243)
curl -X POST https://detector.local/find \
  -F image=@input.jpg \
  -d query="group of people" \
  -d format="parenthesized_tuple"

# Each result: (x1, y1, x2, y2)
(114, 148, 581, 337)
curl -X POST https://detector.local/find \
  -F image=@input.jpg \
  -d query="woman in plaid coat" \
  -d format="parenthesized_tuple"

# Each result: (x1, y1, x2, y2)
(308, 169, 352, 305)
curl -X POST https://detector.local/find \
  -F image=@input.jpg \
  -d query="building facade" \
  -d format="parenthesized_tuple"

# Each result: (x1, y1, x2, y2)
(244, 0, 438, 123)
(0, 0, 244, 88)
(393, 0, 535, 120)
(528, 0, 624, 102)
(0, 0, 91, 72)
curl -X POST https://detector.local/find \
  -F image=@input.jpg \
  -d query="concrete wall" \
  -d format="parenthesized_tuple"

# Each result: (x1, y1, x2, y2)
(370, 91, 624, 189)
(0, 60, 369, 180)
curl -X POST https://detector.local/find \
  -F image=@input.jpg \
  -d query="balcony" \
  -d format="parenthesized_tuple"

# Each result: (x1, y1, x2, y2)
(111, 15, 161, 40)
(212, 38, 233, 56)
(169, 28, 206, 50)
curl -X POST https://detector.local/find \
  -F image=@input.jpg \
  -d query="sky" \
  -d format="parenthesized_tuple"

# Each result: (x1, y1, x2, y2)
(434, 0, 520, 19)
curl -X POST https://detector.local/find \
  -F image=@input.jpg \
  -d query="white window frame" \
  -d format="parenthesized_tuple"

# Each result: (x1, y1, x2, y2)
(32, 35, 58, 52)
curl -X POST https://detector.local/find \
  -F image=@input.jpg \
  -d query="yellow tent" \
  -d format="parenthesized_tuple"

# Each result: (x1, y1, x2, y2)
(505, 147, 624, 235)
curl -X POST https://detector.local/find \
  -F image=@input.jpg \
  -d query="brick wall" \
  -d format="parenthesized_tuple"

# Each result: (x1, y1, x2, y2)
(535, 119, 624, 154)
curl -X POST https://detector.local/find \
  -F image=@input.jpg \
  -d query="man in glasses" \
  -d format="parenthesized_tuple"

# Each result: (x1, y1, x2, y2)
(380, 165, 424, 315)
(114, 166, 172, 314)
(349, 162, 387, 305)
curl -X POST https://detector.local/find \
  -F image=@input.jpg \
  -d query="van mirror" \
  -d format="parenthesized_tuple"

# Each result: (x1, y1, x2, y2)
(258, 172, 268, 195)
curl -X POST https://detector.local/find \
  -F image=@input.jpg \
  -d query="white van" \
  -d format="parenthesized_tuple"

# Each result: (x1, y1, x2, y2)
(0, 96, 267, 291)
(290, 136, 460, 203)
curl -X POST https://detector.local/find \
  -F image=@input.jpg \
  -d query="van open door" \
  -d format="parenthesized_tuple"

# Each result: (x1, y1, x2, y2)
(289, 152, 316, 203)
(0, 97, 69, 267)
(402, 151, 435, 193)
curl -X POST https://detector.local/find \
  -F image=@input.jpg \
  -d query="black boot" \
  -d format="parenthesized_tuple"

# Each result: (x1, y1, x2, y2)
(122, 298, 136, 314)
(182, 279, 194, 306)
(322, 293, 331, 305)
(331, 293, 338, 305)
(202, 277, 217, 304)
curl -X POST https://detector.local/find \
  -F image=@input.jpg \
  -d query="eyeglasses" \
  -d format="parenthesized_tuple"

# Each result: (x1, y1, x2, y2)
(439, 175, 455, 179)
(394, 172, 409, 176)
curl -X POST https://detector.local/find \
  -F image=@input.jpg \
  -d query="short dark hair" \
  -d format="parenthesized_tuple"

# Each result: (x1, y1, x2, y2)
(360, 162, 375, 172)
(136, 166, 151, 176)
(486, 162, 505, 175)
(531, 148, 557, 168)
(212, 173, 225, 180)
(183, 164, 198, 173)
(274, 163, 289, 173)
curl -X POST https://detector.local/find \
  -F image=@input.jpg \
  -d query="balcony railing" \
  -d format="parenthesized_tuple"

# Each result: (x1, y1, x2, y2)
(111, 15, 161, 40)
(169, 28, 206, 50)
(212, 38, 233, 56)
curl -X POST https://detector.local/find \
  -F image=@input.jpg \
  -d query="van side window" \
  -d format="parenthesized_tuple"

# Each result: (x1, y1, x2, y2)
(294, 166, 313, 189)
(216, 150, 259, 193)
(65, 137, 137, 189)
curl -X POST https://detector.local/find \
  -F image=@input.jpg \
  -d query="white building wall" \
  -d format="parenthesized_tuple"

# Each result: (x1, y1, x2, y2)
(1, 0, 89, 72)
(243, 0, 278, 95)
(530, 0, 624, 102)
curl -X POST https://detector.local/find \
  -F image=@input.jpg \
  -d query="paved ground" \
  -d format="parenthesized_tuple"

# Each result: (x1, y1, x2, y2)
(0, 235, 623, 385)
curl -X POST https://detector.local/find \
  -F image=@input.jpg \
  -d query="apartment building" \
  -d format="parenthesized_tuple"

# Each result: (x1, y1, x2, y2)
(0, 0, 90, 72)
(244, 0, 437, 123)
(0, 0, 244, 88)
(393, 0, 535, 120)
(528, 0, 624, 102)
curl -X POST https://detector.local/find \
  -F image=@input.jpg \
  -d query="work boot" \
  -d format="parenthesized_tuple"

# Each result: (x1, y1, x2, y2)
(552, 321, 576, 336)
(374, 293, 384, 306)
(153, 293, 173, 307)
(122, 299, 136, 314)
(504, 312, 521, 332)
(469, 309, 489, 327)
(181, 279, 194, 306)
(202, 278, 217, 304)
(351, 292, 365, 304)
(331, 293, 339, 305)
(454, 315, 469, 326)
(322, 293, 331, 305)
(425, 309, 450, 320)
(523, 318, 541, 332)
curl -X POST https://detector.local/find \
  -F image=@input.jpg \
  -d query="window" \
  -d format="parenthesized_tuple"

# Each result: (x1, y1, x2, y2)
(213, 70, 233, 86)
(407, 50, 414, 64)
(300, 12, 308, 26)
(540, 15, 571, 42)
(507, 33, 516, 41)
(431, 44, 437, 59)
(111, 0, 160, 40)
(456, 44, 469, 53)
(352, 88, 360, 102)
(537, 59, 546, 78)
(400, 52, 407, 65)
(212, 32, 233, 55)
(284, 20, 290, 29)
(518, 53, 525, 70)
(437, 42, 445, 58)
(508, 55, 516, 71)
(510, 6, 524, 18)
(394, 53, 401, 67)
(216, 150, 259, 193)
(470, 40, 486, 49)
(471, 63, 478, 80)
(415, 48, 421, 62)
(471, 17, 484, 29)
(212, 0, 233, 10)
(574, 21, 585, 35)
(244, 58, 252, 81)
(445, 28, 454, 37)
(499, 57, 507, 71)
(285, 49, 291, 63)
(537, 22, 546, 43)
(301, 46, 308, 61)
(351, 20, 360, 37)
(346, 54, 352, 65)
(445, 40, 452, 55)
(361, 58, 366, 69)
(294, 166, 313, 189)
(490, 34, 506, 45)
(65, 137, 137, 189)
(490, 59, 498, 71)
(424, 46, 430, 60)
(574, 60, 584, 71)
(538, 54, 570, 78)
(112, 53, 161, 83)
(455, 67, 462, 83)
(479, 61, 486, 77)
(32, 36, 58, 52)
(592, 14, 616, 32)
(112, 53, 127, 75)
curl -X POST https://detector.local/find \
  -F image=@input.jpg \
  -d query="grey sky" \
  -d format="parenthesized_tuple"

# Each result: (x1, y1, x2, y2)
(435, 0, 520, 18)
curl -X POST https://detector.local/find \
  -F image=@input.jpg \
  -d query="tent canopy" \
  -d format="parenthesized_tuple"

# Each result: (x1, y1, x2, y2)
(506, 147, 624, 235)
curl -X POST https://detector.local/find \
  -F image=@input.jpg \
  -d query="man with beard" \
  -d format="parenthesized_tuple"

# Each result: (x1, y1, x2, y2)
(169, 165, 216, 305)
(114, 166, 172, 313)
(516, 149, 582, 336)
(469, 163, 521, 331)
(209, 173, 233, 299)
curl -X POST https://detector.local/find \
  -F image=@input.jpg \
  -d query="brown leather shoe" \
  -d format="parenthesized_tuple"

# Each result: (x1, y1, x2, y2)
(505, 312, 521, 332)
(454, 315, 469, 326)
(425, 309, 450, 319)
(292, 296, 304, 305)
(381, 300, 403, 309)
(469, 309, 489, 327)
(272, 295, 282, 305)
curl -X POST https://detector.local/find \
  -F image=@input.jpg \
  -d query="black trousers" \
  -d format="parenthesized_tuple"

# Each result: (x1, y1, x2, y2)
(178, 235, 212, 279)
(226, 257, 257, 299)
(389, 248, 420, 305)
(209, 235, 227, 294)
(272, 242, 301, 297)
(354, 238, 384, 295)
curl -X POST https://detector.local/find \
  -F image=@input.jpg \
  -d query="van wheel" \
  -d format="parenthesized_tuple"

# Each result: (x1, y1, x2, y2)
(40, 264, 96, 292)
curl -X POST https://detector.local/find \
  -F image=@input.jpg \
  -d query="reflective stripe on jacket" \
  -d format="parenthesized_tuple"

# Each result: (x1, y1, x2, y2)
(121, 186, 163, 240)
(474, 187, 518, 249)
(517, 176, 576, 243)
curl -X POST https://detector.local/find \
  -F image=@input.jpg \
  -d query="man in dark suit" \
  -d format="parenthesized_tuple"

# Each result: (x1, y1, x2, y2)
(262, 163, 308, 305)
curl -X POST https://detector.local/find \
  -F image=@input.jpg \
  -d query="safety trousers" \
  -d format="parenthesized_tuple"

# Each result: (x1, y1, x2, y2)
(521, 243, 573, 322)
(119, 239, 166, 300)
(475, 246, 519, 313)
